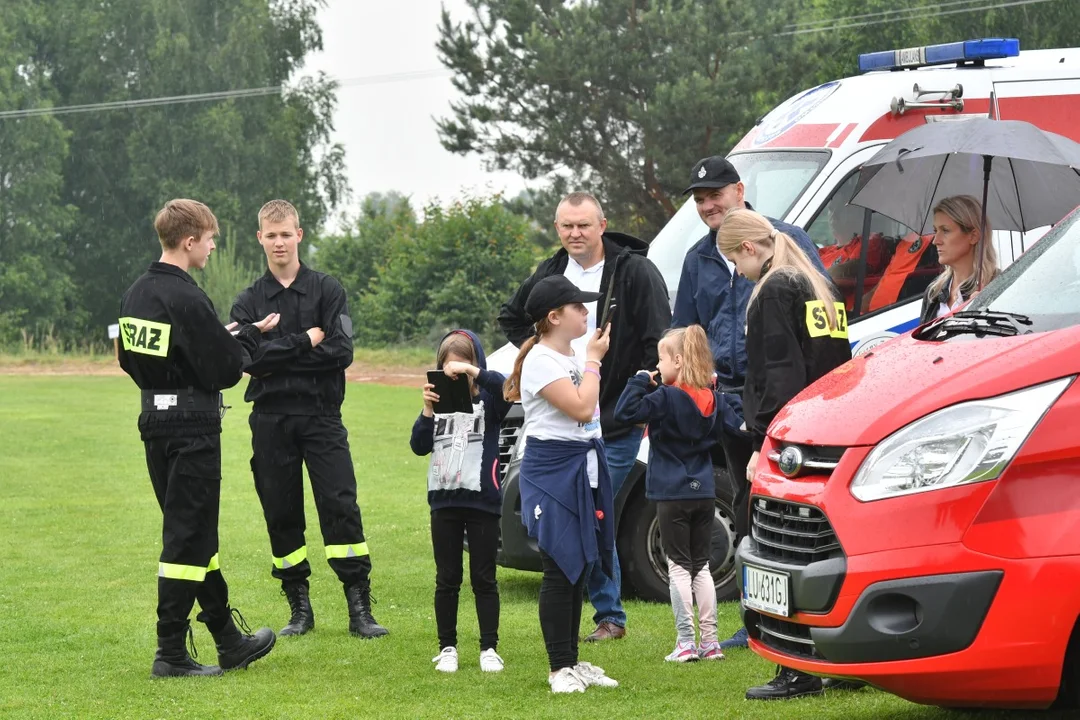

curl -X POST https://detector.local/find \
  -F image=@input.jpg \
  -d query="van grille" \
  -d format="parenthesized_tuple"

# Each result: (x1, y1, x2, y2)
(751, 498, 842, 565)
(756, 614, 821, 660)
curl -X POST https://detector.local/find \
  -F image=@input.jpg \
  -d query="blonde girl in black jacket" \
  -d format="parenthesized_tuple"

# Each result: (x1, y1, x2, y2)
(717, 208, 853, 701)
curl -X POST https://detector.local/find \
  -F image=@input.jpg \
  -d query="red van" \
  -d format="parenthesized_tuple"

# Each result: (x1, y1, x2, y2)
(735, 206, 1080, 710)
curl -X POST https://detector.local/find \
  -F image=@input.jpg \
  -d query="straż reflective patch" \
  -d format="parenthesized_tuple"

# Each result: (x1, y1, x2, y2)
(340, 314, 353, 338)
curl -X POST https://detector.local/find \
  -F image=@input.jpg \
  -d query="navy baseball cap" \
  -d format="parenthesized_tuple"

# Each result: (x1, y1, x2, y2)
(684, 156, 741, 194)
(525, 276, 602, 322)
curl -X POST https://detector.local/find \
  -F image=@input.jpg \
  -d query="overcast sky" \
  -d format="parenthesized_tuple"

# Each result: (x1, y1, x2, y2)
(299, 1, 529, 223)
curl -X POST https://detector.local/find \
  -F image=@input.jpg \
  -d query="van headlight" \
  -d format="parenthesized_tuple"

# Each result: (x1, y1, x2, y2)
(850, 378, 1072, 502)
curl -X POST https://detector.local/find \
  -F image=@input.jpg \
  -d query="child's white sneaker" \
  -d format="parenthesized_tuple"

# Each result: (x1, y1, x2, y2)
(479, 648, 504, 673)
(573, 661, 619, 687)
(698, 641, 725, 661)
(432, 646, 458, 673)
(549, 666, 588, 693)
(665, 640, 699, 663)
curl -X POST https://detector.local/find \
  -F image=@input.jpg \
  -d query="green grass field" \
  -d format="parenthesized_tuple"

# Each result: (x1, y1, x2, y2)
(0, 376, 1025, 719)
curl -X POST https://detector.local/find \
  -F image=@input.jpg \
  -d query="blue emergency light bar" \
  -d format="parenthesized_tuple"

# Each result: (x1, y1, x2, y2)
(858, 38, 1020, 73)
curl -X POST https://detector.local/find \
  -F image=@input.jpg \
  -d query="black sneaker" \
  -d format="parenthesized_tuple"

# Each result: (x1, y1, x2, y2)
(745, 666, 823, 700)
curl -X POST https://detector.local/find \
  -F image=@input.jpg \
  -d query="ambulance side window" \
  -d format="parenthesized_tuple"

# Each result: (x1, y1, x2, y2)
(805, 172, 941, 316)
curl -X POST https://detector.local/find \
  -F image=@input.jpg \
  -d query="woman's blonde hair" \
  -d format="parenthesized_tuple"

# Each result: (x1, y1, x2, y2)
(927, 195, 998, 300)
(503, 316, 555, 402)
(717, 209, 840, 328)
(661, 325, 714, 389)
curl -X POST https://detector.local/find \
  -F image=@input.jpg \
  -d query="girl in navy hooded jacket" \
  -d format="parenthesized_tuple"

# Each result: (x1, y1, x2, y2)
(614, 325, 723, 663)
(410, 330, 512, 675)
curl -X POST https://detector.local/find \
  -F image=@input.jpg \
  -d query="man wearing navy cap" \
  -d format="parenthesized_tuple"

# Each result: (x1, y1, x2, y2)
(671, 156, 828, 655)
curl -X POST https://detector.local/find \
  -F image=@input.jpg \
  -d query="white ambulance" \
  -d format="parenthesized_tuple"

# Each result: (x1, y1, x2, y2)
(649, 37, 1080, 354)
(492, 38, 1080, 604)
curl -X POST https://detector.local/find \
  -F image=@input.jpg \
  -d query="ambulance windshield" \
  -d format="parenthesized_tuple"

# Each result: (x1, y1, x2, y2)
(647, 150, 829, 306)
(728, 150, 829, 220)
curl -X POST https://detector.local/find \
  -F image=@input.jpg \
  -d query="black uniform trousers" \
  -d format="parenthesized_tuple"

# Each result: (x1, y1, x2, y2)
(719, 425, 755, 545)
(144, 433, 231, 637)
(249, 412, 371, 587)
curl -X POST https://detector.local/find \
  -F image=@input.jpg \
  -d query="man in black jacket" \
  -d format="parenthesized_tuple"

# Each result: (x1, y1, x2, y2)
(119, 198, 279, 677)
(230, 200, 387, 641)
(498, 192, 671, 642)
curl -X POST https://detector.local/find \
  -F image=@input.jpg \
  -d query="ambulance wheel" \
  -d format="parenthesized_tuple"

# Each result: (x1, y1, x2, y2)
(618, 466, 739, 604)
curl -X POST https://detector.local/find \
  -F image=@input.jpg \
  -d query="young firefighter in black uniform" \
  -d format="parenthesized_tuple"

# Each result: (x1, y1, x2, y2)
(717, 208, 856, 700)
(118, 199, 279, 678)
(230, 200, 387, 639)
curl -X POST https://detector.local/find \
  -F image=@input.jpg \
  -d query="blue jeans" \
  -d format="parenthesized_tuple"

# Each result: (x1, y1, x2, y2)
(586, 426, 643, 628)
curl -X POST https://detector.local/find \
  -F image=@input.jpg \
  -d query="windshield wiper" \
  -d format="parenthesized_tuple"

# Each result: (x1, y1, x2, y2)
(918, 309, 1033, 341)
(950, 309, 1033, 327)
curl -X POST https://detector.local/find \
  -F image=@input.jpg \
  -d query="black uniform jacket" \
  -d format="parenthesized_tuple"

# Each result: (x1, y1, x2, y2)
(230, 263, 353, 416)
(743, 268, 853, 452)
(118, 261, 261, 440)
(497, 233, 671, 439)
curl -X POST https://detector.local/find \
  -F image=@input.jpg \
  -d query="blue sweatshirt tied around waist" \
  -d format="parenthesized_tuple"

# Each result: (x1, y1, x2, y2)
(519, 437, 614, 584)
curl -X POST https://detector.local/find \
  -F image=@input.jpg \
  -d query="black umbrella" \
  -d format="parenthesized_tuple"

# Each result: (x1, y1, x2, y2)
(849, 118, 1080, 285)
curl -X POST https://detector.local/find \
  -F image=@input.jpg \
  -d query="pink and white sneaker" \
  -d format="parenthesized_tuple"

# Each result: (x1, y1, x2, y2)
(664, 640, 698, 663)
(698, 641, 726, 661)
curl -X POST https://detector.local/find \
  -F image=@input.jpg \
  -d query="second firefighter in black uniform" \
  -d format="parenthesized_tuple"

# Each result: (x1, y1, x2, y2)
(230, 199, 387, 639)
(118, 199, 281, 677)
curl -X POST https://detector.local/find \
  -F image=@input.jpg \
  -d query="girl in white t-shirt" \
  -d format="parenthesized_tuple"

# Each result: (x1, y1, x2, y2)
(502, 275, 616, 694)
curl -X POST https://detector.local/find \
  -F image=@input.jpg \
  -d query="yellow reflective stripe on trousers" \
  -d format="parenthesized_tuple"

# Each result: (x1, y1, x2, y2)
(325, 542, 369, 560)
(273, 546, 308, 569)
(206, 553, 220, 572)
(158, 562, 207, 582)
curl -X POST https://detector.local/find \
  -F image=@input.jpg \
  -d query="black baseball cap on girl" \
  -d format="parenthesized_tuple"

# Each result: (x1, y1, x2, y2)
(525, 275, 602, 322)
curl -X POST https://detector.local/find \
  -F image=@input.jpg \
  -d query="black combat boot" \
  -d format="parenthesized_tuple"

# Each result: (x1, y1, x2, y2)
(279, 582, 315, 637)
(211, 608, 277, 670)
(151, 624, 223, 678)
(344, 583, 388, 639)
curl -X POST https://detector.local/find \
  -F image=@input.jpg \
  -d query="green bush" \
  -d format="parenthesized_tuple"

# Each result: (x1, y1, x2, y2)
(312, 192, 417, 312)
(351, 195, 537, 347)
(192, 229, 264, 323)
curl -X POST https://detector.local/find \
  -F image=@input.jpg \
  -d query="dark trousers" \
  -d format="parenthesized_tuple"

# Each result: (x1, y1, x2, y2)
(249, 412, 371, 587)
(431, 507, 500, 651)
(539, 550, 586, 672)
(719, 425, 754, 544)
(145, 433, 231, 637)
(657, 498, 714, 576)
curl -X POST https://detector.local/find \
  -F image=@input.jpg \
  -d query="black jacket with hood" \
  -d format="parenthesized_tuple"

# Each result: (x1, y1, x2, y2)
(409, 330, 512, 515)
(497, 232, 671, 439)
